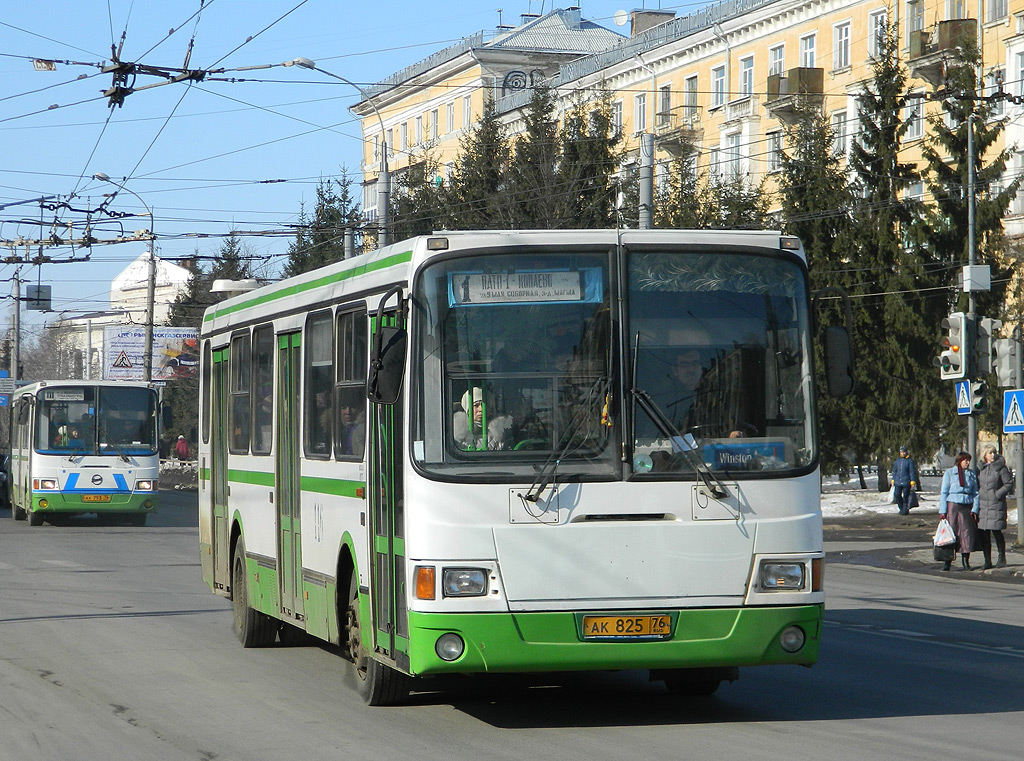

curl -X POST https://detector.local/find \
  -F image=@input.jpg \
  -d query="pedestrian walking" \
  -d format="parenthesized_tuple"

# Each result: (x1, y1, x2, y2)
(891, 445, 918, 515)
(937, 451, 980, 571)
(977, 445, 1012, 569)
(174, 435, 190, 460)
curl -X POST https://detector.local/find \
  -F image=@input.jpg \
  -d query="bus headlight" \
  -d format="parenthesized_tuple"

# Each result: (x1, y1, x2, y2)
(442, 568, 488, 597)
(759, 562, 805, 591)
(435, 633, 465, 661)
(35, 478, 58, 490)
(135, 480, 157, 492)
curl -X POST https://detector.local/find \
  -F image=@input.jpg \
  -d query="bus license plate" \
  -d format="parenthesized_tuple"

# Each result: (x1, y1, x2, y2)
(82, 495, 111, 503)
(582, 614, 672, 640)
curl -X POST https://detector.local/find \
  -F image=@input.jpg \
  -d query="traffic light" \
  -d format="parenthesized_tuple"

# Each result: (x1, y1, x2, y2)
(994, 337, 1020, 388)
(938, 312, 968, 380)
(971, 380, 987, 413)
(976, 317, 1001, 375)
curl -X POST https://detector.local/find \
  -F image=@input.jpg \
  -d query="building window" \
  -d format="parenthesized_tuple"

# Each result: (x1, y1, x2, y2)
(463, 96, 472, 127)
(831, 110, 848, 156)
(634, 92, 647, 133)
(739, 56, 754, 97)
(709, 147, 721, 180)
(725, 133, 741, 177)
(415, 115, 423, 145)
(904, 100, 923, 140)
(363, 180, 378, 221)
(430, 108, 439, 140)
(372, 134, 380, 164)
(986, 70, 1005, 116)
(711, 65, 726, 107)
(683, 75, 698, 118)
(833, 22, 850, 70)
(948, 0, 966, 19)
(446, 101, 455, 134)
(769, 44, 785, 76)
(989, 0, 1008, 22)
(400, 122, 408, 151)
(868, 10, 887, 58)
(658, 84, 671, 126)
(906, 0, 924, 37)
(611, 100, 623, 135)
(767, 131, 783, 172)
(799, 34, 816, 68)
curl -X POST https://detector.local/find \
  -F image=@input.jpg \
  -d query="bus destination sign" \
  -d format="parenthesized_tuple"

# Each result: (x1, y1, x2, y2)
(451, 270, 583, 305)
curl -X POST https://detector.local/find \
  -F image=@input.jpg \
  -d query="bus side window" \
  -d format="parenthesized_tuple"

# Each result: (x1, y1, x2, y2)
(251, 324, 274, 455)
(229, 332, 252, 454)
(304, 311, 334, 458)
(334, 309, 367, 459)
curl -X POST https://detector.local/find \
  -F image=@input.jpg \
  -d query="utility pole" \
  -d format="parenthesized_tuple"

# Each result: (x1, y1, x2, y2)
(967, 112, 977, 464)
(13, 269, 21, 385)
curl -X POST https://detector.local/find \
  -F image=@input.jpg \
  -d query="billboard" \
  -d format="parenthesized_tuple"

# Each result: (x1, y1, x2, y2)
(103, 326, 199, 382)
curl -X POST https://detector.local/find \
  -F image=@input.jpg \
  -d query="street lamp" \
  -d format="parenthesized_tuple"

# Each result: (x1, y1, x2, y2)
(92, 173, 156, 382)
(288, 57, 390, 247)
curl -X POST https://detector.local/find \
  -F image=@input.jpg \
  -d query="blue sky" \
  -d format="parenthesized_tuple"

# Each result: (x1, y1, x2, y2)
(1, 1, 699, 335)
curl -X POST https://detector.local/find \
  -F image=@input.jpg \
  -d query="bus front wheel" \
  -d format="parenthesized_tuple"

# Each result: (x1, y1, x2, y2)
(231, 537, 276, 647)
(28, 510, 44, 526)
(345, 574, 410, 706)
(12, 501, 26, 521)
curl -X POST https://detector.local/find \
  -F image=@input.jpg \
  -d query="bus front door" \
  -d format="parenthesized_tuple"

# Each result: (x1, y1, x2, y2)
(277, 332, 304, 621)
(367, 311, 409, 670)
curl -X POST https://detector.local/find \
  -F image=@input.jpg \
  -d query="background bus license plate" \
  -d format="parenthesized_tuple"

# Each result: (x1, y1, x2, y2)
(582, 615, 672, 639)
(82, 495, 111, 503)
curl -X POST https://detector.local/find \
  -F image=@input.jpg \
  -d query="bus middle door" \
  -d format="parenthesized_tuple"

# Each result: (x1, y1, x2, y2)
(277, 332, 304, 621)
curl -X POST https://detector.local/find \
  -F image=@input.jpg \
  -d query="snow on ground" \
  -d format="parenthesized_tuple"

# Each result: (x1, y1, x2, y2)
(819, 471, 1020, 525)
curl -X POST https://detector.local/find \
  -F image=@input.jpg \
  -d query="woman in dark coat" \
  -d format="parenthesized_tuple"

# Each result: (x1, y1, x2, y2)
(977, 445, 1012, 569)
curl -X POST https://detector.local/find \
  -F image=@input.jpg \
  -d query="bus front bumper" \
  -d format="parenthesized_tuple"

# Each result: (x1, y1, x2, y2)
(31, 491, 158, 514)
(406, 604, 822, 676)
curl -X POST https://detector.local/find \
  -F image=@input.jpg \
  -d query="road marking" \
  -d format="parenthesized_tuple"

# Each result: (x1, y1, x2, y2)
(826, 620, 1024, 660)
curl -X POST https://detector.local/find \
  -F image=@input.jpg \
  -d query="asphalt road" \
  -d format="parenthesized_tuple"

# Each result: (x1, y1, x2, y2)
(2, 490, 1023, 761)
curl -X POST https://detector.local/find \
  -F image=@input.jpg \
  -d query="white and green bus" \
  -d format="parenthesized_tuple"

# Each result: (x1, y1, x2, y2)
(10, 380, 161, 526)
(200, 229, 851, 705)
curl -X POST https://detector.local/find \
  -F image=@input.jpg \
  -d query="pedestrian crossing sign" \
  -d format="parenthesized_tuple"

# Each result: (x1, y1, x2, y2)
(956, 381, 972, 415)
(1003, 390, 1024, 433)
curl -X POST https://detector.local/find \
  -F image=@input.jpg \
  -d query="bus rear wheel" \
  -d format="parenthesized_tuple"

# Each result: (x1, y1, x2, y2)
(345, 574, 410, 706)
(28, 510, 44, 526)
(232, 537, 276, 648)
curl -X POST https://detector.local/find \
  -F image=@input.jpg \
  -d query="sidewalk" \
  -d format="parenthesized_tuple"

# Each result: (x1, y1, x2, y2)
(823, 490, 1024, 582)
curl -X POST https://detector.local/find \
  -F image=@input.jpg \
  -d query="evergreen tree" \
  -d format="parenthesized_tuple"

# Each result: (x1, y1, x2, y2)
(655, 150, 718, 228)
(506, 83, 560, 228)
(283, 172, 361, 277)
(557, 91, 624, 228)
(778, 103, 858, 476)
(448, 98, 512, 228)
(921, 42, 1022, 441)
(845, 17, 946, 476)
(391, 150, 451, 240)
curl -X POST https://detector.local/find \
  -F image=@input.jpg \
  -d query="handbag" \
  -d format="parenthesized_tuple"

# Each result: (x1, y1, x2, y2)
(933, 543, 955, 562)
(886, 484, 896, 504)
(908, 490, 919, 509)
(934, 518, 956, 547)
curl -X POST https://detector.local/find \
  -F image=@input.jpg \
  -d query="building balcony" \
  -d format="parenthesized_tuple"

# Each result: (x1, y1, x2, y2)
(764, 67, 824, 124)
(908, 19, 977, 88)
(654, 107, 703, 156)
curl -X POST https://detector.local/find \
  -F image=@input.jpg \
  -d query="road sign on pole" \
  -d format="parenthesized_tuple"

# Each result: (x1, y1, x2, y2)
(1002, 390, 1024, 434)
(956, 380, 972, 415)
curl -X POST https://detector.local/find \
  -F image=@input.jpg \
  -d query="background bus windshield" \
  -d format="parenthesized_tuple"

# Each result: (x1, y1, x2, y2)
(36, 386, 158, 456)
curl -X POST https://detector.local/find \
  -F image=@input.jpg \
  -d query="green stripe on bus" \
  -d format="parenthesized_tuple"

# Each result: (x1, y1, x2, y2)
(227, 469, 276, 487)
(204, 250, 413, 322)
(300, 476, 364, 497)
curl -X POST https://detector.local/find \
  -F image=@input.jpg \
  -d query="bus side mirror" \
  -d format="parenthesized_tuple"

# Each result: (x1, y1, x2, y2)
(367, 326, 408, 405)
(824, 325, 855, 397)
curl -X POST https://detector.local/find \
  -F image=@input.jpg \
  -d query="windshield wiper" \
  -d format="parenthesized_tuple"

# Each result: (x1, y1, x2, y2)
(98, 426, 133, 463)
(521, 377, 610, 503)
(630, 386, 729, 499)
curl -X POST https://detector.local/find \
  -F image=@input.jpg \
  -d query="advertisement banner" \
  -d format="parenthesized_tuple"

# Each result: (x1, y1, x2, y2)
(103, 327, 199, 381)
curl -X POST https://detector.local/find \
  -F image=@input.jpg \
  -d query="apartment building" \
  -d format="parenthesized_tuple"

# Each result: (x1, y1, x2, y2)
(352, 1, 1024, 234)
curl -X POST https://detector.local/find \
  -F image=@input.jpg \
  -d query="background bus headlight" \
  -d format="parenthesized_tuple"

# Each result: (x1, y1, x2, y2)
(442, 568, 488, 597)
(135, 480, 157, 491)
(35, 479, 58, 490)
(759, 562, 805, 591)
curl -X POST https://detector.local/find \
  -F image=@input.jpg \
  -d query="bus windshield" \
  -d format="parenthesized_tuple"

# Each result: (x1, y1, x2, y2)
(36, 385, 158, 456)
(629, 250, 814, 476)
(413, 252, 617, 480)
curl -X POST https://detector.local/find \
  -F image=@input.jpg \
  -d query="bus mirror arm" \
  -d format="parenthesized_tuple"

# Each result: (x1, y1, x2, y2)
(367, 286, 408, 405)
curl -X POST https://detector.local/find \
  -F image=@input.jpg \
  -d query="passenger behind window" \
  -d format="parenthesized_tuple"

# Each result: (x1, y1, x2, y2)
(453, 387, 513, 451)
